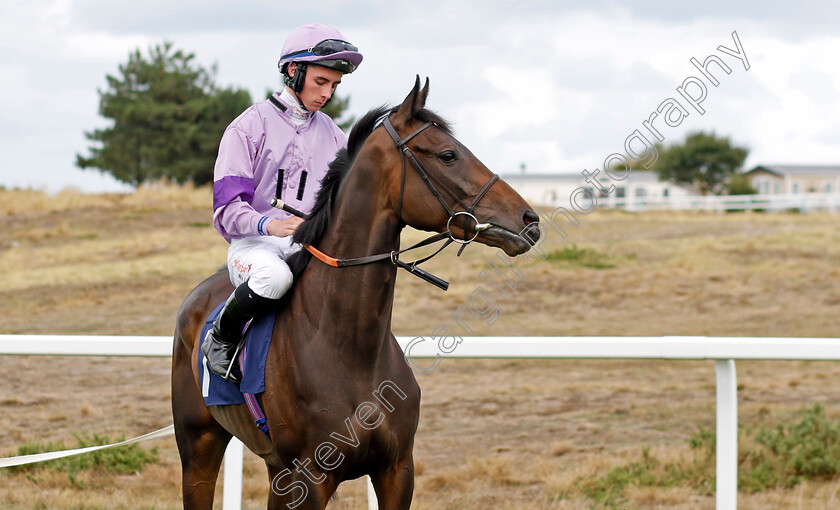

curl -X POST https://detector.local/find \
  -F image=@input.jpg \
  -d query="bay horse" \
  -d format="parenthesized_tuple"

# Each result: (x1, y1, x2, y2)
(171, 77, 540, 509)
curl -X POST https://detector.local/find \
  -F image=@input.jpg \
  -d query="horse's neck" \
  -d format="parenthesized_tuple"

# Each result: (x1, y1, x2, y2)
(297, 183, 401, 351)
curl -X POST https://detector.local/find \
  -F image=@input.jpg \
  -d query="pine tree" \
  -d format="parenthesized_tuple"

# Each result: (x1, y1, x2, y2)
(77, 42, 252, 186)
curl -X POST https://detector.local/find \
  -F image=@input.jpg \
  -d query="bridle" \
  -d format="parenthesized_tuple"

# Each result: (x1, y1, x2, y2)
(382, 115, 499, 247)
(301, 114, 500, 290)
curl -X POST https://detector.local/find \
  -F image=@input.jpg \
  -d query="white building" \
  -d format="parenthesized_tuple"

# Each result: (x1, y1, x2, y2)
(743, 165, 840, 195)
(501, 170, 697, 209)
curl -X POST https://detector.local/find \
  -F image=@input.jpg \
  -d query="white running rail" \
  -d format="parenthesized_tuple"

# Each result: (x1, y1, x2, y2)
(3, 335, 840, 510)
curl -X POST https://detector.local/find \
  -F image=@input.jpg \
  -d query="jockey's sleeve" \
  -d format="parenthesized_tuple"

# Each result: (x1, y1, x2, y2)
(212, 126, 267, 241)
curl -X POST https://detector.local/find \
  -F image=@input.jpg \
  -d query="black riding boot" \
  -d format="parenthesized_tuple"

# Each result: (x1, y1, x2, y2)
(202, 282, 276, 383)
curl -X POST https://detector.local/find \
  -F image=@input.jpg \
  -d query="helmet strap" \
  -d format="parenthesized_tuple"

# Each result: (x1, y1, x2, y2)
(284, 61, 337, 112)
(293, 90, 310, 112)
(283, 62, 309, 112)
(289, 62, 307, 94)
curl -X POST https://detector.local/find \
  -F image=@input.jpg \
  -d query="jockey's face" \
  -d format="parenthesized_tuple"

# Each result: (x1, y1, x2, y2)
(290, 63, 343, 111)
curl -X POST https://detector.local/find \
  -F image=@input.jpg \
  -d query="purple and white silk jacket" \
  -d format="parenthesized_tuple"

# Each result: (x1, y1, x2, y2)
(212, 92, 347, 242)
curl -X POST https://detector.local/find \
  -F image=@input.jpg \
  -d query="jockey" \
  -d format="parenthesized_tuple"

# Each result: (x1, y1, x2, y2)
(203, 23, 363, 382)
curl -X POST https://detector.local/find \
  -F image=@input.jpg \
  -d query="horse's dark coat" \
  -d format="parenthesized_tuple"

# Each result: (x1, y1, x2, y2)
(171, 77, 538, 510)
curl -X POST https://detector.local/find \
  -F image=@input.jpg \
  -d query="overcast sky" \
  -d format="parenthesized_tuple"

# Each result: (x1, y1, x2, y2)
(1, 1, 838, 193)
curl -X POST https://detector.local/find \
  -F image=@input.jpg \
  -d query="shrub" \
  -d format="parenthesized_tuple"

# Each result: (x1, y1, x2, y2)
(741, 404, 840, 491)
(575, 404, 840, 506)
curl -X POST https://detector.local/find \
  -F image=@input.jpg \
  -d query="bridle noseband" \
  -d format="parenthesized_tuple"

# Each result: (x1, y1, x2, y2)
(300, 114, 500, 290)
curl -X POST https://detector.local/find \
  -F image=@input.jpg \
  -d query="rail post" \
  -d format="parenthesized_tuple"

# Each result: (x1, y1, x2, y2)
(715, 359, 738, 509)
(223, 438, 244, 510)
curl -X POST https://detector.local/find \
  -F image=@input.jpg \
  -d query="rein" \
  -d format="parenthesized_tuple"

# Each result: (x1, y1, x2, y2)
(277, 114, 499, 291)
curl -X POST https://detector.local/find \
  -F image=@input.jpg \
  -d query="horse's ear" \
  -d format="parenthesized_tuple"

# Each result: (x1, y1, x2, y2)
(416, 77, 430, 113)
(396, 76, 430, 121)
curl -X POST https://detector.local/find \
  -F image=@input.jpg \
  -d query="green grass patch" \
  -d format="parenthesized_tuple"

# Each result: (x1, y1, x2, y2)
(576, 404, 840, 507)
(545, 244, 615, 269)
(7, 433, 159, 488)
(578, 447, 683, 506)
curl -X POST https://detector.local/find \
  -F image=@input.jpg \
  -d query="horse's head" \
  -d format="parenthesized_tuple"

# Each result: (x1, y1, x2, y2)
(379, 77, 540, 256)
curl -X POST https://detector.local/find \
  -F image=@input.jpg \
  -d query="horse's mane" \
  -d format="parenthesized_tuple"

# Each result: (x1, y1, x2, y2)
(286, 104, 452, 279)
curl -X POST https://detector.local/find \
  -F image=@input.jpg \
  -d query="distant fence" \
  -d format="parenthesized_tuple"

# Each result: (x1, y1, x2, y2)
(598, 192, 840, 213)
(3, 335, 840, 510)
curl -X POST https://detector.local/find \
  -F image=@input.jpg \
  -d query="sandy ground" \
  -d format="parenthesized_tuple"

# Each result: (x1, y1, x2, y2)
(2, 188, 840, 508)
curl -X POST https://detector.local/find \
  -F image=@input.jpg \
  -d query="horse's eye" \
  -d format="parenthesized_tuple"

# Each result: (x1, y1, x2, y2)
(439, 151, 457, 163)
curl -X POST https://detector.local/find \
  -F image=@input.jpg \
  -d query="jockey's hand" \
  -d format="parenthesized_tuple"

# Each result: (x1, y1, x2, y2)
(267, 217, 304, 237)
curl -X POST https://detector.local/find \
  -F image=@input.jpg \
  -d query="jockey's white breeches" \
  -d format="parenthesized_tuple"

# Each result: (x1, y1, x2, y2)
(226, 236, 301, 300)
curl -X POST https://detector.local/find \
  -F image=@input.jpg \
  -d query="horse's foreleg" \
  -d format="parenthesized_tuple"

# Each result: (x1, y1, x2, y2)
(172, 334, 232, 509)
(371, 454, 415, 510)
(266, 462, 334, 510)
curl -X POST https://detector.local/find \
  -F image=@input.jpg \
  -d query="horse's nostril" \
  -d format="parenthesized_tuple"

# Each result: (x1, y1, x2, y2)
(521, 210, 541, 244)
(523, 210, 539, 225)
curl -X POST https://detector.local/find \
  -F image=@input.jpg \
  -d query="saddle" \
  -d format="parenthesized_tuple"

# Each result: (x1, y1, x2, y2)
(198, 301, 277, 437)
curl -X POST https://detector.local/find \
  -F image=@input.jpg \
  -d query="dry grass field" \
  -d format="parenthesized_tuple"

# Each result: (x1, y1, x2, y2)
(2, 183, 840, 509)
